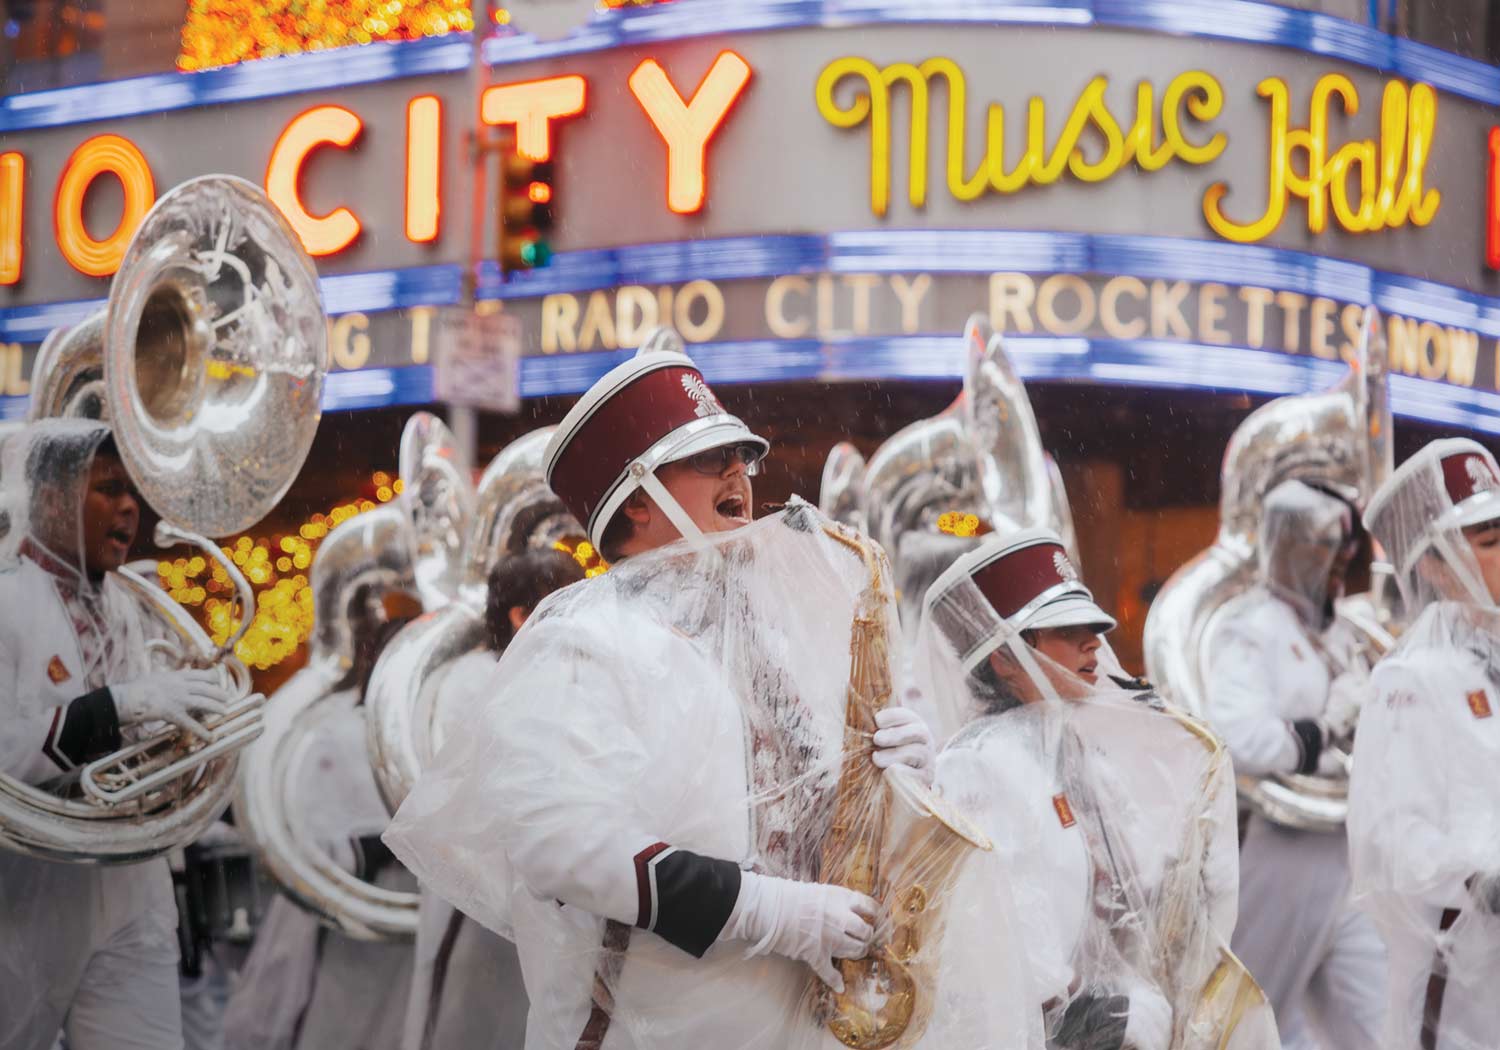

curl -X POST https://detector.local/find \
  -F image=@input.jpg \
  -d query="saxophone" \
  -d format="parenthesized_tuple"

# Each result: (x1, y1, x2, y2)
(815, 523, 992, 1049)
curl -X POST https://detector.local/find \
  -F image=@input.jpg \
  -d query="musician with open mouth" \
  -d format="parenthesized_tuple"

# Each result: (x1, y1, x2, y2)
(1349, 439, 1500, 1050)
(1200, 478, 1389, 1050)
(919, 528, 1278, 1050)
(0, 421, 236, 1050)
(382, 332, 993, 1050)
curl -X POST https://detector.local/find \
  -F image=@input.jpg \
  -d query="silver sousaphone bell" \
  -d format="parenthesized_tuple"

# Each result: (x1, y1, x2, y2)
(820, 313, 1078, 628)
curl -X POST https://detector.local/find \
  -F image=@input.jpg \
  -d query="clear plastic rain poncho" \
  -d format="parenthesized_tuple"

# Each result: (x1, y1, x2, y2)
(385, 501, 1038, 1050)
(224, 688, 413, 1050)
(0, 419, 177, 1050)
(1257, 479, 1358, 632)
(914, 566, 1280, 1050)
(1348, 443, 1500, 1050)
(0, 418, 152, 782)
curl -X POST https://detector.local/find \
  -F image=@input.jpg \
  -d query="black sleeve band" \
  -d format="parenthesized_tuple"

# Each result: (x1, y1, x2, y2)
(632, 843, 742, 959)
(1050, 993, 1129, 1050)
(1290, 719, 1324, 775)
(48, 687, 123, 769)
(350, 834, 399, 882)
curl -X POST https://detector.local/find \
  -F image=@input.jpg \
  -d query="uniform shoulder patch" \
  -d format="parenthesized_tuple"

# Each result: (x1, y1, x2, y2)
(1467, 690, 1493, 720)
(46, 655, 71, 685)
(1051, 792, 1077, 829)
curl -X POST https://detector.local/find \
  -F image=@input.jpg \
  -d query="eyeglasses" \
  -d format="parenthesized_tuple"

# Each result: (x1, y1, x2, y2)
(682, 443, 763, 477)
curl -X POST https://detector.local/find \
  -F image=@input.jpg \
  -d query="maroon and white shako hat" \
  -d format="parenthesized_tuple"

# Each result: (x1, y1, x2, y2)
(1366, 438, 1500, 596)
(1435, 439, 1500, 528)
(925, 526, 1116, 669)
(543, 329, 769, 552)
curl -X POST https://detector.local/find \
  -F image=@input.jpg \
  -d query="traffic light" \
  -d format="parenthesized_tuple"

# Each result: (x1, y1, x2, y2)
(499, 152, 554, 272)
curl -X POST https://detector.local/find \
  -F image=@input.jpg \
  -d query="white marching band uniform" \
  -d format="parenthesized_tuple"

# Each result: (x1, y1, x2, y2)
(385, 347, 1034, 1050)
(1204, 480, 1386, 1050)
(919, 530, 1276, 1050)
(36, 359, 1500, 1050)
(386, 508, 1033, 1050)
(0, 421, 184, 1050)
(1350, 439, 1500, 1050)
(399, 649, 529, 1050)
(222, 691, 412, 1050)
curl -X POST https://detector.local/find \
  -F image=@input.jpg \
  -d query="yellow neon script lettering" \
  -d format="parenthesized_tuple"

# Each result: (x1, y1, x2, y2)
(815, 59, 1226, 216)
(1204, 74, 1440, 243)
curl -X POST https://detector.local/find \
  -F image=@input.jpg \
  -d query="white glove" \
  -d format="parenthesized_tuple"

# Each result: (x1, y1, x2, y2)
(719, 870, 877, 992)
(1122, 981, 1173, 1050)
(871, 701, 935, 787)
(1320, 671, 1366, 744)
(112, 668, 233, 741)
(1315, 745, 1349, 778)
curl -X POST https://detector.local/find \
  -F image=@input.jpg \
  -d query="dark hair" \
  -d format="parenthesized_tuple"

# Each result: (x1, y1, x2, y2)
(599, 504, 635, 563)
(351, 611, 418, 699)
(485, 548, 587, 651)
(968, 653, 1025, 714)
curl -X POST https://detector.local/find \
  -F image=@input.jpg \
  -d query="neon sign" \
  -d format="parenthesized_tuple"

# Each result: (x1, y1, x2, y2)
(0, 48, 1466, 290)
(266, 105, 365, 257)
(406, 95, 443, 244)
(480, 74, 588, 163)
(54, 134, 156, 278)
(629, 51, 753, 215)
(1488, 126, 1500, 271)
(1205, 75, 1440, 242)
(0, 154, 21, 286)
(816, 61, 1226, 216)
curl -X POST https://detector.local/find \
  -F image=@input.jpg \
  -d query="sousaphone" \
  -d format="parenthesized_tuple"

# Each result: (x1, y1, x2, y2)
(235, 412, 468, 939)
(367, 426, 583, 815)
(1142, 307, 1393, 831)
(0, 175, 326, 862)
(820, 313, 1078, 627)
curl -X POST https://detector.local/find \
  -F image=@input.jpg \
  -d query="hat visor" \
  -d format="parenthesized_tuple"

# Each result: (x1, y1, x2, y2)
(1021, 594, 1118, 634)
(657, 417, 770, 466)
(1454, 489, 1500, 531)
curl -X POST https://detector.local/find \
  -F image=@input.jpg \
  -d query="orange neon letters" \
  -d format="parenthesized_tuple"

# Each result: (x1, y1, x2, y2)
(481, 75, 587, 163)
(1488, 127, 1500, 270)
(628, 51, 752, 214)
(406, 95, 442, 243)
(54, 135, 155, 278)
(266, 105, 364, 256)
(0, 153, 21, 285)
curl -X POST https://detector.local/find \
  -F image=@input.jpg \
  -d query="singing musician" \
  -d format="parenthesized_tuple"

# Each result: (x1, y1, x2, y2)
(922, 530, 1264, 1050)
(1350, 439, 1500, 1050)
(1202, 479, 1387, 1049)
(383, 343, 943, 1049)
(0, 420, 235, 1050)
(400, 547, 584, 1050)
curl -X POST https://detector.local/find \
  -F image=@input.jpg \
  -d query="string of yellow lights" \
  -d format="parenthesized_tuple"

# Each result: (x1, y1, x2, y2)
(177, 0, 475, 72)
(158, 472, 404, 670)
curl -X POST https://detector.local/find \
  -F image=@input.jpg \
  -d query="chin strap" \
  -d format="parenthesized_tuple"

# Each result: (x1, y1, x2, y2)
(1007, 634, 1061, 704)
(632, 462, 708, 547)
(1431, 528, 1498, 609)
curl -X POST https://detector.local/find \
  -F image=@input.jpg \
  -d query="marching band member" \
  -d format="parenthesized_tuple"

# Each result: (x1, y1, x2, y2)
(385, 344, 1025, 1049)
(1351, 439, 1500, 1050)
(920, 529, 1274, 1050)
(222, 603, 416, 1050)
(0, 420, 235, 1050)
(400, 547, 584, 1050)
(1203, 479, 1386, 1049)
